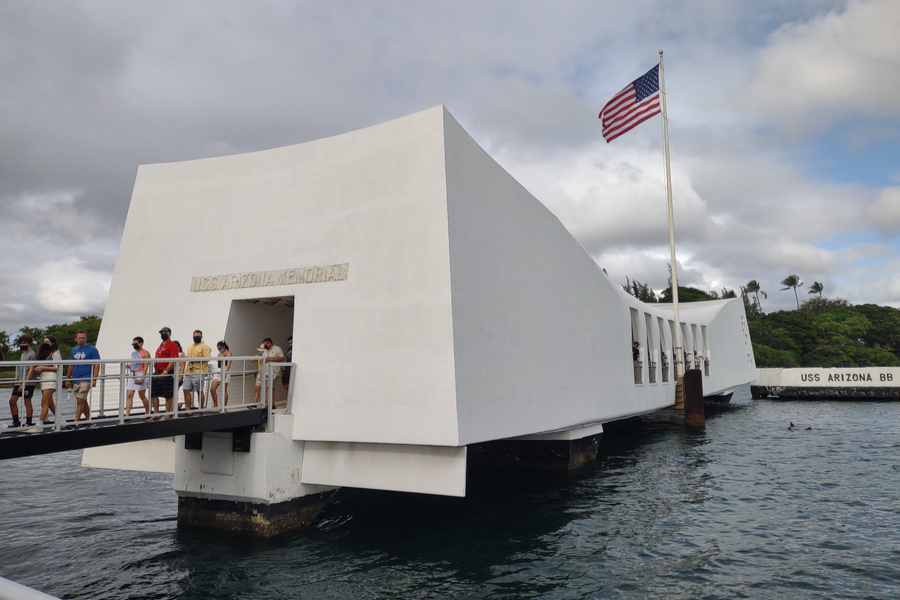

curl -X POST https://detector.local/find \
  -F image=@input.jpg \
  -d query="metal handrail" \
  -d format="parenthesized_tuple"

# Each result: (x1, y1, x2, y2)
(0, 356, 297, 433)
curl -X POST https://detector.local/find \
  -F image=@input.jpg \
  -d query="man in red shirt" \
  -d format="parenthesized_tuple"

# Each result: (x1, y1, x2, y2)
(151, 327, 180, 415)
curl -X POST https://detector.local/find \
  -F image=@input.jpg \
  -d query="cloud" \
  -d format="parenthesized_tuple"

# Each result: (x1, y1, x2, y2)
(745, 0, 900, 137)
(868, 187, 900, 235)
(1, 0, 900, 335)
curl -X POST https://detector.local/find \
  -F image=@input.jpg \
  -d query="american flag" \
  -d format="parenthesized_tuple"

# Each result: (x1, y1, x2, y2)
(599, 64, 661, 143)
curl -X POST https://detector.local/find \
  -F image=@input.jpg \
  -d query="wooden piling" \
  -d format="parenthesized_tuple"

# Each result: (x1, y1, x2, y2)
(683, 369, 705, 427)
(673, 376, 685, 410)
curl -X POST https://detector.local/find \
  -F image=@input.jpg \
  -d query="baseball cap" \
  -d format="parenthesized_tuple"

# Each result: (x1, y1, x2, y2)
(159, 327, 172, 334)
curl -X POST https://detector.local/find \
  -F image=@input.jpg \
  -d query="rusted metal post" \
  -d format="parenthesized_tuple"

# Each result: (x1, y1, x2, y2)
(683, 369, 705, 427)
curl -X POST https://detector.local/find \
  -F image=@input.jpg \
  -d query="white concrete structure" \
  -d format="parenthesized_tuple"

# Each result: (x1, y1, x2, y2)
(84, 107, 756, 518)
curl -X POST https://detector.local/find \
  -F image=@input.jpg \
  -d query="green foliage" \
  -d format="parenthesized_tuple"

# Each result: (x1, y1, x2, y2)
(622, 277, 659, 303)
(751, 299, 900, 367)
(3, 316, 102, 360)
(659, 286, 718, 303)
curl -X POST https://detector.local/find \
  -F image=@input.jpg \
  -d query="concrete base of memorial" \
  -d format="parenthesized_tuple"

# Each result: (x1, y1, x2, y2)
(176, 491, 337, 536)
(467, 423, 603, 472)
(173, 413, 338, 536)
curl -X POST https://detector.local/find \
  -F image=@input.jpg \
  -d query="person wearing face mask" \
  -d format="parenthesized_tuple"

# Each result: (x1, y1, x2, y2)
(125, 337, 152, 416)
(27, 336, 61, 427)
(65, 330, 101, 422)
(151, 327, 180, 416)
(252, 337, 284, 405)
(9, 334, 37, 428)
(182, 330, 211, 411)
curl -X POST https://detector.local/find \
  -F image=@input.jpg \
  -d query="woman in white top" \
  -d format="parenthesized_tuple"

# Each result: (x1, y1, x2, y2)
(209, 341, 233, 407)
(27, 336, 61, 426)
(126, 336, 152, 416)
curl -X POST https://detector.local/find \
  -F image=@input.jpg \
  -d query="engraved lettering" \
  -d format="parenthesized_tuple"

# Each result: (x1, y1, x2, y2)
(191, 263, 351, 291)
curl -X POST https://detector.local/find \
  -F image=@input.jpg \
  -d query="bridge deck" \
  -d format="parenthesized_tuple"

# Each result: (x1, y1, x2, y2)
(0, 408, 268, 461)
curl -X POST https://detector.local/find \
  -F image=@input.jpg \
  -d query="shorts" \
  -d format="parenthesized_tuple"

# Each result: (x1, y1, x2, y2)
(183, 373, 205, 392)
(72, 381, 92, 401)
(126, 375, 149, 392)
(255, 372, 279, 386)
(40, 371, 57, 391)
(150, 371, 175, 399)
(212, 372, 230, 384)
(281, 367, 291, 386)
(12, 384, 36, 399)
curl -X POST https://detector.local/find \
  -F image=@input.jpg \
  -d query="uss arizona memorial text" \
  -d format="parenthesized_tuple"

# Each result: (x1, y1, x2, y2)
(190, 263, 349, 292)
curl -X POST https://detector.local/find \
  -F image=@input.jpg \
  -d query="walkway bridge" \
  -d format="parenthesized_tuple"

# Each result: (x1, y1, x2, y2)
(0, 356, 289, 461)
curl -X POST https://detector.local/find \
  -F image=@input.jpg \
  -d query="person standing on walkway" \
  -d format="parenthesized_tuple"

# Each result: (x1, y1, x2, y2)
(151, 327, 179, 416)
(209, 341, 232, 408)
(183, 330, 211, 411)
(253, 337, 284, 405)
(29, 336, 61, 426)
(65, 330, 100, 422)
(126, 337, 151, 416)
(282, 335, 293, 392)
(9, 335, 37, 428)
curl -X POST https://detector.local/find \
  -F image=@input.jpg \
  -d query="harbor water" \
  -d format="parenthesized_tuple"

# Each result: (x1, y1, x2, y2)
(1, 385, 899, 599)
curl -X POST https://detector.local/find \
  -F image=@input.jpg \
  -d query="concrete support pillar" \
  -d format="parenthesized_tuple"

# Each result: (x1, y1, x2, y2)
(683, 369, 705, 427)
(467, 423, 603, 472)
(174, 414, 337, 536)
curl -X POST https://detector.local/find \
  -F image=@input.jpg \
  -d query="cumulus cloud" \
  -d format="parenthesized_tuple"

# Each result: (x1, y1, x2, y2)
(1, 0, 899, 334)
(868, 187, 900, 234)
(745, 0, 900, 136)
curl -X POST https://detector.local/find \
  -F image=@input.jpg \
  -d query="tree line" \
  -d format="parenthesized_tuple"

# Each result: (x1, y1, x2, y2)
(0, 315, 101, 361)
(621, 274, 899, 368)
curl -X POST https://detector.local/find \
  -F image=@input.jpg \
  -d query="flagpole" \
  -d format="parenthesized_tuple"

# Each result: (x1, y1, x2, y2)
(659, 49, 684, 402)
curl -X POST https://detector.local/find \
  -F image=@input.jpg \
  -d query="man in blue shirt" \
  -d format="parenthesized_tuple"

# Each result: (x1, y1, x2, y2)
(65, 329, 101, 421)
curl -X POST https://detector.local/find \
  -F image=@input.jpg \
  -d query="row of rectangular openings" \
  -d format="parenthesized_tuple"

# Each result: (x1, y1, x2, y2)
(631, 308, 710, 386)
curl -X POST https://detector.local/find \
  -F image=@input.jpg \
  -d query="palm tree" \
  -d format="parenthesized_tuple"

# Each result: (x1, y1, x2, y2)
(745, 280, 767, 314)
(808, 281, 824, 298)
(781, 275, 803, 310)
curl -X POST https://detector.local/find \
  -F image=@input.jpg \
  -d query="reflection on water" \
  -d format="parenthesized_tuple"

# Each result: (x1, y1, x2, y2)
(1, 386, 900, 599)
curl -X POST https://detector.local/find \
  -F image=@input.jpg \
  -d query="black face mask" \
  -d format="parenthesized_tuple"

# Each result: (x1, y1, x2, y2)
(193, 336, 202, 344)
(161, 333, 169, 341)
(18, 345, 28, 352)
(133, 343, 140, 350)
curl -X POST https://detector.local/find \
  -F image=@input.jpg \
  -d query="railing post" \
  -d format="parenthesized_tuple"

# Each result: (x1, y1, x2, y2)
(98, 363, 106, 418)
(118, 363, 127, 424)
(55, 361, 63, 432)
(172, 361, 180, 419)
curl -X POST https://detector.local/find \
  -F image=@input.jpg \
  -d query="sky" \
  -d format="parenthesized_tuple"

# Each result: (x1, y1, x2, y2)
(1, 0, 899, 336)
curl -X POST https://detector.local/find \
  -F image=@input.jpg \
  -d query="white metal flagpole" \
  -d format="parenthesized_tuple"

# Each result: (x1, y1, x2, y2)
(659, 50, 684, 387)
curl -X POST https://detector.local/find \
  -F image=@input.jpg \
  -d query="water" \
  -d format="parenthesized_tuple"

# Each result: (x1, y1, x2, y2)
(2, 385, 900, 599)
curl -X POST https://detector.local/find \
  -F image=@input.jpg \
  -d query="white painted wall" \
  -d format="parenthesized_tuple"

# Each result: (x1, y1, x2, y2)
(87, 107, 758, 497)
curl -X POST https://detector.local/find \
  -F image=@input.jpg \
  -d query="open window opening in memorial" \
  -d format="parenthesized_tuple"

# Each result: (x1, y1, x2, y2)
(691, 324, 701, 371)
(630, 308, 642, 385)
(680, 323, 693, 370)
(644, 312, 657, 384)
(223, 296, 295, 407)
(658, 316, 670, 383)
(701, 325, 710, 376)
